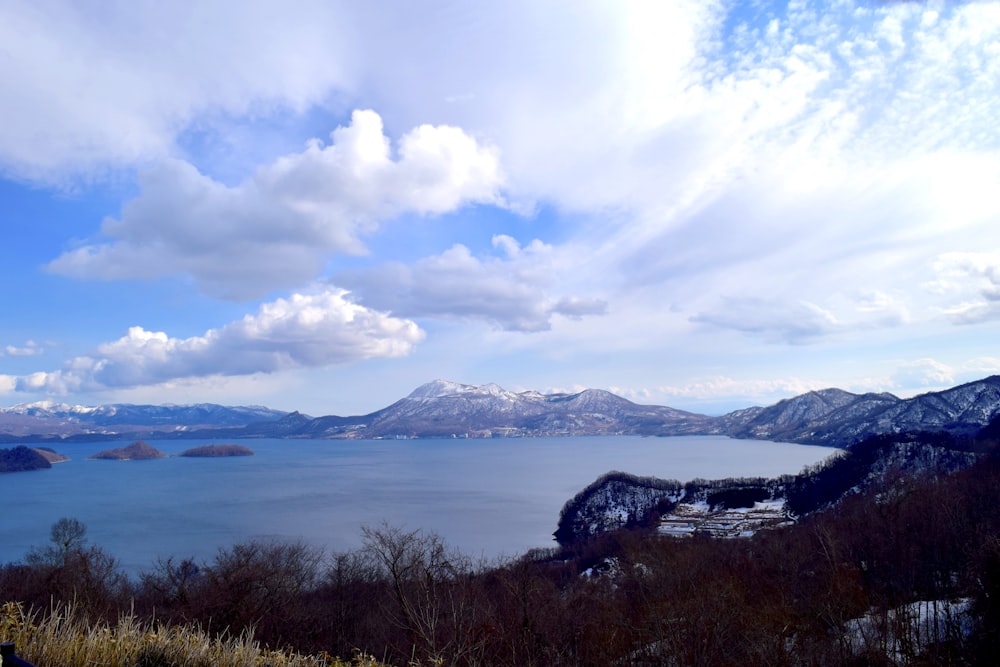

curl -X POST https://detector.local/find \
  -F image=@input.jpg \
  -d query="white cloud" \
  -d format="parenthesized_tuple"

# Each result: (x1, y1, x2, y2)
(13, 289, 424, 394)
(690, 297, 841, 344)
(614, 376, 831, 404)
(928, 252, 1000, 324)
(337, 235, 607, 332)
(5, 1, 1000, 413)
(891, 358, 955, 389)
(2, 341, 43, 357)
(0, 0, 354, 183)
(507, 2, 1000, 307)
(46, 110, 504, 300)
(963, 357, 1000, 375)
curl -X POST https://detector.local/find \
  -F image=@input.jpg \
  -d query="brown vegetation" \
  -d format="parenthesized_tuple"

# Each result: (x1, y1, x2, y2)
(0, 601, 387, 667)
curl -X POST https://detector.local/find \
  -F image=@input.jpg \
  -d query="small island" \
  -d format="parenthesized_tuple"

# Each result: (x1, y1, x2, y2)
(179, 444, 255, 457)
(0, 445, 53, 473)
(90, 440, 166, 461)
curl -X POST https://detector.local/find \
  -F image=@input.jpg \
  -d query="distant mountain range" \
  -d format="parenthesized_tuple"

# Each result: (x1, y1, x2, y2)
(3, 376, 1000, 445)
(0, 402, 289, 441)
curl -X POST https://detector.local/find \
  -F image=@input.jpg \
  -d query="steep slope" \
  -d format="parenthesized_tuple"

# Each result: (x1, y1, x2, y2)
(715, 376, 1000, 444)
(718, 389, 902, 443)
(878, 375, 1000, 430)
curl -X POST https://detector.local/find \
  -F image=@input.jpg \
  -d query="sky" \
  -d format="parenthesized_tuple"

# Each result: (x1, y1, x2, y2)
(2, 0, 1000, 417)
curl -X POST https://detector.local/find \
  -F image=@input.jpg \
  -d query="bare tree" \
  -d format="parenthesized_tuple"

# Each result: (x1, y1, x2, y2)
(23, 517, 129, 620)
(138, 556, 202, 621)
(362, 522, 492, 666)
(26, 517, 88, 568)
(198, 539, 325, 646)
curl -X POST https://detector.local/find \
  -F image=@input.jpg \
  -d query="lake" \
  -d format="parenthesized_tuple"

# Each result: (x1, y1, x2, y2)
(0, 435, 839, 574)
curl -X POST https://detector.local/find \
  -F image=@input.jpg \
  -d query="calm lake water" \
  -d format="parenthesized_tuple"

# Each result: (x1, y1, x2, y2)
(1, 436, 838, 574)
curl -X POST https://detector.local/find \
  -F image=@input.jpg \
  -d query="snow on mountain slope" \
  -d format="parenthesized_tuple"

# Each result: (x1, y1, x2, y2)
(5, 376, 1000, 443)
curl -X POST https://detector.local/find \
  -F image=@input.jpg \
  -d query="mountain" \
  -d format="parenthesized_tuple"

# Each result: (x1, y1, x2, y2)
(4, 376, 1000, 444)
(715, 376, 1000, 444)
(271, 380, 715, 439)
(0, 402, 291, 441)
(284, 376, 1000, 443)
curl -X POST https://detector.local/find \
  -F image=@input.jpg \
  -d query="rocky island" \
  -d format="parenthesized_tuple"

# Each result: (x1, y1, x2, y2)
(179, 444, 255, 457)
(90, 440, 166, 461)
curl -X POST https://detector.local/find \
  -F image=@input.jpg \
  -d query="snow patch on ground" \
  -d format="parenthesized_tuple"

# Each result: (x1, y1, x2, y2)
(843, 598, 973, 664)
(657, 499, 794, 538)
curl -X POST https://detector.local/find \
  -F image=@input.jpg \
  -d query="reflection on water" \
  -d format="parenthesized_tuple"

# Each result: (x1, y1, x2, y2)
(0, 435, 838, 573)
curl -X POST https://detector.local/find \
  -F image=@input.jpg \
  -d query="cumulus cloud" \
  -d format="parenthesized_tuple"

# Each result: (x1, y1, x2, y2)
(336, 235, 607, 332)
(46, 110, 504, 300)
(13, 289, 423, 394)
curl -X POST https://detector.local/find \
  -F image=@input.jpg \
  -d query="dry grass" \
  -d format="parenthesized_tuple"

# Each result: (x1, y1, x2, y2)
(1, 601, 387, 667)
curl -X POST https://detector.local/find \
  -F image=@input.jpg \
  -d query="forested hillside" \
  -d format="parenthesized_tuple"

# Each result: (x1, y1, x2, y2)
(0, 445, 51, 473)
(555, 428, 982, 545)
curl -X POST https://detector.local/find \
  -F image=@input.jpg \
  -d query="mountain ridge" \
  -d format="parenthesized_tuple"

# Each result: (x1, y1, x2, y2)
(3, 376, 1000, 445)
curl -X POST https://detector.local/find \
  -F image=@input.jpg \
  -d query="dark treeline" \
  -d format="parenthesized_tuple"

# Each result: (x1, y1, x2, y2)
(5, 429, 1000, 664)
(783, 429, 980, 516)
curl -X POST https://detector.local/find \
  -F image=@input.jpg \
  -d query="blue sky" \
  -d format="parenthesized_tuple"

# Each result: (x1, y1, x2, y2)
(2, 0, 1000, 416)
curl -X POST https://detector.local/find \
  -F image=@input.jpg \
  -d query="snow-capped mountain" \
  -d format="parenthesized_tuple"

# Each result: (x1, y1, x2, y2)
(717, 376, 1000, 444)
(273, 376, 1000, 441)
(4, 376, 1000, 443)
(0, 402, 291, 440)
(284, 380, 714, 439)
